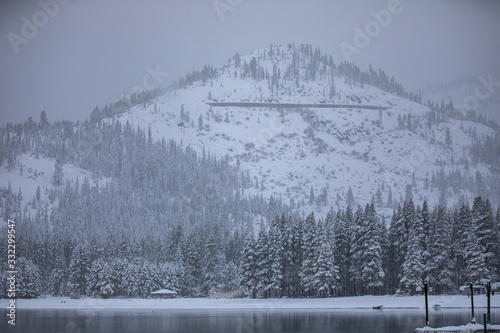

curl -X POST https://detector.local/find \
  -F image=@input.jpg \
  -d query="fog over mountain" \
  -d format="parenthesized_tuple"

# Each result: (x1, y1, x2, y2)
(1, 0, 500, 125)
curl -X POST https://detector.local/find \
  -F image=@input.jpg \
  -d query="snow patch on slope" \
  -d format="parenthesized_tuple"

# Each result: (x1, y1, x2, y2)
(0, 154, 108, 224)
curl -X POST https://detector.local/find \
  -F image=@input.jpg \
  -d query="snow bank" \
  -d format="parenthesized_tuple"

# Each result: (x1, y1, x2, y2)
(1, 294, 498, 310)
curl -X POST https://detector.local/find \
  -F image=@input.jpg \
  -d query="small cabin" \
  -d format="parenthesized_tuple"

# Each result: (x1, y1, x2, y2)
(151, 289, 178, 299)
(459, 285, 485, 295)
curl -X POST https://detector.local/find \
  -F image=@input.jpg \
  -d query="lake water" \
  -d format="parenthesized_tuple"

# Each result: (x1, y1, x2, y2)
(1, 308, 498, 333)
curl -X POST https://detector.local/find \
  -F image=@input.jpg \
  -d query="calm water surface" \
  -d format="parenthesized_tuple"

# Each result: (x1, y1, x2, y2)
(1, 308, 498, 333)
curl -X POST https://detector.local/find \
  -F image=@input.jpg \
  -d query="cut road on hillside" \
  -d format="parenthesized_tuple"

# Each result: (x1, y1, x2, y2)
(206, 102, 391, 110)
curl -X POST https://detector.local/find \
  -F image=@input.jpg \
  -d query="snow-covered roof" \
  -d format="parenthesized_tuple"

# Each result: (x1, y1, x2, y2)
(459, 285, 485, 291)
(151, 289, 178, 295)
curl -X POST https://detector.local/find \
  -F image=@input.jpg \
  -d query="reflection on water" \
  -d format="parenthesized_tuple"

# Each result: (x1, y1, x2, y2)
(1, 308, 498, 333)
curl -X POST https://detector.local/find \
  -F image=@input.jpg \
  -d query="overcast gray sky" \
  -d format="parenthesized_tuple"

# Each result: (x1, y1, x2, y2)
(1, 0, 499, 125)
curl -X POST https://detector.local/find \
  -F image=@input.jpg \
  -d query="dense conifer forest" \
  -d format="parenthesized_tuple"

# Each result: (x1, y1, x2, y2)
(1, 115, 499, 299)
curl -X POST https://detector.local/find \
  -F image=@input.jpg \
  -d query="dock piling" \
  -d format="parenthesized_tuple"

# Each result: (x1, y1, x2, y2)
(471, 283, 476, 324)
(487, 282, 491, 324)
(425, 283, 430, 327)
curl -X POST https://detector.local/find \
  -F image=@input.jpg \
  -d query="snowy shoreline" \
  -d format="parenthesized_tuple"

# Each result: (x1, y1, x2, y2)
(1, 295, 499, 311)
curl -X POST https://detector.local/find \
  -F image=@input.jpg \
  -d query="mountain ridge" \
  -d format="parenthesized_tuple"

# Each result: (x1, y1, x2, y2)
(104, 43, 500, 214)
(1, 43, 499, 220)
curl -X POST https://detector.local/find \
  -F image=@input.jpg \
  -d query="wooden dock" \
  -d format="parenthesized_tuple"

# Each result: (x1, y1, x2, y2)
(415, 324, 500, 333)
(416, 283, 497, 333)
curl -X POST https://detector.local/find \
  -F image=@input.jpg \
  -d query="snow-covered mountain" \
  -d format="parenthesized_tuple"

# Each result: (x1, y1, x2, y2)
(106, 44, 499, 214)
(2, 44, 499, 222)
(2, 43, 500, 300)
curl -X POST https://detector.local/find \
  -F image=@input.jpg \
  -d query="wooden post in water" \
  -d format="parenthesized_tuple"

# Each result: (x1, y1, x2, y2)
(424, 283, 429, 327)
(487, 282, 491, 324)
(483, 313, 487, 333)
(470, 283, 476, 323)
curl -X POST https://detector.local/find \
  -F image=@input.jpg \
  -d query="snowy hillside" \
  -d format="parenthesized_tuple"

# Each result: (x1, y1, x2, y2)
(109, 44, 500, 214)
(0, 153, 105, 226)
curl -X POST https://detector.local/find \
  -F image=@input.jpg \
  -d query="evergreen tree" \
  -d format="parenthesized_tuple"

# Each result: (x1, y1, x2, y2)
(350, 205, 365, 295)
(360, 204, 384, 294)
(281, 215, 295, 298)
(202, 225, 225, 295)
(445, 127, 452, 147)
(53, 159, 64, 186)
(300, 212, 317, 296)
(291, 217, 304, 297)
(346, 186, 355, 208)
(48, 267, 67, 296)
(313, 239, 339, 297)
(471, 197, 500, 281)
(309, 186, 315, 206)
(380, 215, 391, 293)
(198, 115, 204, 131)
(138, 262, 157, 296)
(240, 237, 257, 298)
(67, 244, 90, 297)
(419, 200, 431, 253)
(451, 204, 472, 287)
(110, 258, 128, 296)
(184, 232, 203, 297)
(268, 216, 284, 297)
(465, 229, 488, 284)
(400, 224, 424, 295)
(386, 187, 393, 208)
(36, 185, 41, 201)
(375, 187, 383, 208)
(48, 242, 68, 296)
(255, 222, 270, 297)
(333, 208, 353, 296)
(40, 110, 49, 128)
(425, 206, 454, 293)
(222, 262, 239, 291)
(11, 257, 43, 298)
(87, 258, 115, 297)
(387, 205, 407, 293)
(496, 208, 500, 233)
(123, 262, 141, 297)
(402, 199, 415, 233)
